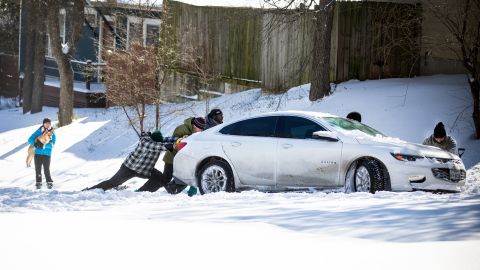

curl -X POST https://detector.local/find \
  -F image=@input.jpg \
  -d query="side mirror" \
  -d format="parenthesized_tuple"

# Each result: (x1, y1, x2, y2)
(458, 148, 465, 158)
(312, 131, 339, 142)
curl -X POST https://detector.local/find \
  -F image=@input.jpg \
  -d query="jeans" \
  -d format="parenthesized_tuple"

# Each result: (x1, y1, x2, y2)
(137, 163, 173, 192)
(87, 164, 169, 192)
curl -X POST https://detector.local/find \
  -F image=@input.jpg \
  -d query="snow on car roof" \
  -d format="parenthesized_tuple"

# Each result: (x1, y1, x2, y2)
(256, 110, 339, 118)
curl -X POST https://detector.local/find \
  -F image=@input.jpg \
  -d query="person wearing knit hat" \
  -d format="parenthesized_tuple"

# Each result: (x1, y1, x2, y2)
(205, 109, 224, 129)
(84, 131, 177, 192)
(346, 112, 361, 123)
(192, 117, 207, 131)
(27, 118, 56, 189)
(138, 117, 204, 196)
(422, 122, 457, 154)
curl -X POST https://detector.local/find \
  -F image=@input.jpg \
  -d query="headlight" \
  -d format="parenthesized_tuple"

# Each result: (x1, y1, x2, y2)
(390, 153, 424, 162)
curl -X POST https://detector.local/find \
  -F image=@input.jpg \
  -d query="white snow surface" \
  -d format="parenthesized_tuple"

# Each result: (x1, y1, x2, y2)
(1, 74, 480, 270)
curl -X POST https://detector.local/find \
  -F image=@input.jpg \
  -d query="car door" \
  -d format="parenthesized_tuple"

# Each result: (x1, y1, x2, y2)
(219, 116, 278, 186)
(275, 116, 343, 188)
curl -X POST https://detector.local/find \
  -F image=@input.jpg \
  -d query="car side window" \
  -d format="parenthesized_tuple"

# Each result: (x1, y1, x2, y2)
(219, 116, 278, 137)
(276, 116, 325, 139)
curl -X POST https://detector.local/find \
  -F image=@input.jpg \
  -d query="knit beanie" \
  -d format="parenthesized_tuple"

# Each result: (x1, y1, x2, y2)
(150, 130, 164, 142)
(192, 117, 206, 130)
(434, 122, 446, 138)
(208, 109, 223, 118)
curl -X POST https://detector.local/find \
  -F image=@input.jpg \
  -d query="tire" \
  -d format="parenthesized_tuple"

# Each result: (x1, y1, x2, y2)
(197, 159, 235, 195)
(354, 159, 390, 193)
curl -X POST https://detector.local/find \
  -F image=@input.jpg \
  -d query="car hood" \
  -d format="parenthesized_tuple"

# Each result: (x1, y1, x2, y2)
(354, 135, 457, 159)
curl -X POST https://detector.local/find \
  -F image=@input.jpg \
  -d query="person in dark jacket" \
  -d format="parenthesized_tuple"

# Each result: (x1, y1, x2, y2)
(423, 122, 457, 154)
(84, 131, 176, 192)
(28, 118, 56, 189)
(346, 112, 362, 122)
(84, 60, 94, 90)
(205, 109, 223, 129)
(139, 117, 206, 195)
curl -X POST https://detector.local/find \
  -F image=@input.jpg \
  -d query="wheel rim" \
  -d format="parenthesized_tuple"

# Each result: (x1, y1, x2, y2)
(355, 166, 371, 192)
(201, 165, 227, 194)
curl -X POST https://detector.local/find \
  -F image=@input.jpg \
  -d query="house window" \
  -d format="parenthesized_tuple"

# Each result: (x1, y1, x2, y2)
(128, 21, 143, 47)
(145, 24, 159, 46)
(143, 18, 160, 47)
(115, 15, 128, 50)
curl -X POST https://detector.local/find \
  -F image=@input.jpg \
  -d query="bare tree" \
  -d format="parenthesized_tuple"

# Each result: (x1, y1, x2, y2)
(104, 42, 158, 134)
(263, 0, 336, 101)
(424, 0, 480, 138)
(19, 0, 47, 114)
(155, 0, 178, 129)
(46, 0, 85, 127)
(31, 0, 47, 113)
(309, 0, 335, 101)
(21, 0, 35, 113)
(370, 3, 421, 79)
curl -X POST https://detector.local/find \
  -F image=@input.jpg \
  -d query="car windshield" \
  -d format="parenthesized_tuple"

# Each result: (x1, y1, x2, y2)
(323, 117, 384, 137)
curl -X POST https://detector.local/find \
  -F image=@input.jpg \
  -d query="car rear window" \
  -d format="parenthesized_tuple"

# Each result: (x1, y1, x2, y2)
(219, 116, 277, 137)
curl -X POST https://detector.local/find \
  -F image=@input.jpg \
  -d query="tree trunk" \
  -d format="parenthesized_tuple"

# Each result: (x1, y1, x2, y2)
(155, 103, 160, 130)
(57, 57, 74, 126)
(470, 79, 480, 139)
(309, 0, 335, 101)
(22, 0, 36, 114)
(140, 103, 145, 133)
(31, 1, 47, 113)
(47, 0, 84, 126)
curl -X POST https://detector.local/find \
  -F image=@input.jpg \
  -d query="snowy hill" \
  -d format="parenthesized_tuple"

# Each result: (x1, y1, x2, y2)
(1, 74, 480, 270)
(1, 74, 479, 190)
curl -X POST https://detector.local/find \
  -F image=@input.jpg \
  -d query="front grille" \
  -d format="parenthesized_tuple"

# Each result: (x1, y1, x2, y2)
(431, 168, 466, 182)
(427, 157, 453, 164)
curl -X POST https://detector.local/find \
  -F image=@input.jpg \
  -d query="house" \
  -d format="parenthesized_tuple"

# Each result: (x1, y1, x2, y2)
(17, 0, 162, 108)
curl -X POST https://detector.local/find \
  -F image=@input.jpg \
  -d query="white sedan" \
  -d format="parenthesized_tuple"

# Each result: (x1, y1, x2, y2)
(173, 111, 466, 194)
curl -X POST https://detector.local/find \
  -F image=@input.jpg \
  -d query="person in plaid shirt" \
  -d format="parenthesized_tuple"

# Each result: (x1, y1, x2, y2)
(84, 131, 176, 192)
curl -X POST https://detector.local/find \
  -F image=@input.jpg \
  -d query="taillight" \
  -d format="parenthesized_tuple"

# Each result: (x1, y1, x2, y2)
(176, 142, 187, 151)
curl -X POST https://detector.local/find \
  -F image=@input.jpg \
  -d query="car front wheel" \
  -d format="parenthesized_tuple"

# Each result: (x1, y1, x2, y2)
(354, 159, 390, 193)
(198, 160, 235, 195)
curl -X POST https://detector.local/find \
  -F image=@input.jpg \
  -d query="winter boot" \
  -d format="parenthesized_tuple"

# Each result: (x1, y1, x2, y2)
(35, 182, 42, 189)
(187, 186, 197, 197)
(47, 182, 53, 189)
(165, 181, 187, 194)
(113, 185, 128, 191)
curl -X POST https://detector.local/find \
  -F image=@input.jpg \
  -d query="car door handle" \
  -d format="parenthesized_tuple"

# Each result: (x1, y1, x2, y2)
(231, 142, 241, 147)
(282, 143, 293, 149)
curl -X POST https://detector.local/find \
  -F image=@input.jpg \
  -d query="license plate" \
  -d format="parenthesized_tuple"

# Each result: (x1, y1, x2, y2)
(450, 170, 464, 181)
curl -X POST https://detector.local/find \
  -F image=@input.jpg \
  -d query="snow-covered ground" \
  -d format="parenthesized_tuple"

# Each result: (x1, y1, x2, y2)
(1, 75, 479, 269)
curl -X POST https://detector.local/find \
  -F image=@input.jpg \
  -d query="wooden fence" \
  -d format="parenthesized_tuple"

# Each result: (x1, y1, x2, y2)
(166, 0, 421, 94)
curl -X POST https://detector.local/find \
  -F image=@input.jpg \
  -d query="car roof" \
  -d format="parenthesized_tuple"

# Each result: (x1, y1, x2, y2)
(200, 110, 340, 135)
(251, 110, 339, 119)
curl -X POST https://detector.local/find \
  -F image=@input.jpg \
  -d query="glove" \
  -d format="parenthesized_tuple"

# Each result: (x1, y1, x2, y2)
(175, 135, 189, 146)
(164, 143, 174, 152)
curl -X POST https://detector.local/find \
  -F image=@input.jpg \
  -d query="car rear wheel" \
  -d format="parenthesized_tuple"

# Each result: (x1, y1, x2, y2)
(354, 159, 390, 193)
(198, 160, 235, 195)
